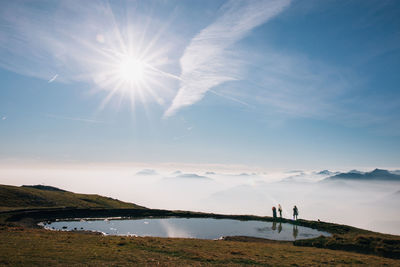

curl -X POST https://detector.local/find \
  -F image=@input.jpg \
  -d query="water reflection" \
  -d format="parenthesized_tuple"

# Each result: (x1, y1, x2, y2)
(272, 221, 276, 231)
(44, 218, 329, 241)
(293, 224, 299, 240)
(268, 221, 296, 237)
(159, 219, 192, 238)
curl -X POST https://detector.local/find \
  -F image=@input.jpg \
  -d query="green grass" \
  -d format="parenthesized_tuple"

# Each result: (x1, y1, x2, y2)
(0, 184, 145, 210)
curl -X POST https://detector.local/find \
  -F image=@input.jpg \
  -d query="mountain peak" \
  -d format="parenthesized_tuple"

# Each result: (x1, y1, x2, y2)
(371, 168, 390, 174)
(326, 168, 400, 181)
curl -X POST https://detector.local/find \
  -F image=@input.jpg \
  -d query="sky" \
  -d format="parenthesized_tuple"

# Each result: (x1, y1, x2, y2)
(0, 0, 400, 170)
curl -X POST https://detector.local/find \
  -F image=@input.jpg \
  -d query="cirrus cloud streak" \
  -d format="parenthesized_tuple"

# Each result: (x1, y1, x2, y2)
(164, 0, 291, 117)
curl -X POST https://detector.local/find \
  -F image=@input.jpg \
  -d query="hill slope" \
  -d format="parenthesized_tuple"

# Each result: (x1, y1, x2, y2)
(0, 184, 145, 210)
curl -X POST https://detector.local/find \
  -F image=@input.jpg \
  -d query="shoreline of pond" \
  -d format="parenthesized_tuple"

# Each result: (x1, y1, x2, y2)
(41, 216, 331, 241)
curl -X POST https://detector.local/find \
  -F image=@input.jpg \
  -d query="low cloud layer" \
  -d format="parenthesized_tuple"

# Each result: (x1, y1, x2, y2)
(174, 173, 211, 180)
(1, 165, 399, 235)
(136, 169, 158, 176)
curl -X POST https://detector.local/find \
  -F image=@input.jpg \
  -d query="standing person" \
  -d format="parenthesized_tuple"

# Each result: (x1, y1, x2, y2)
(278, 204, 283, 218)
(293, 205, 299, 220)
(272, 206, 277, 219)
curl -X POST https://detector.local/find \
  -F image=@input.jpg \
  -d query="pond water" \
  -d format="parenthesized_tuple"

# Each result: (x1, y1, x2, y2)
(43, 217, 330, 241)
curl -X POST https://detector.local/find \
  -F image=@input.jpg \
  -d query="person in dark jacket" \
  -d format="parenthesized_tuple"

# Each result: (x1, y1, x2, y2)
(293, 205, 299, 220)
(272, 206, 277, 219)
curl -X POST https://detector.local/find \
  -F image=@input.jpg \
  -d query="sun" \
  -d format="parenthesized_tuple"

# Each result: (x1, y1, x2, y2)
(117, 57, 146, 84)
(91, 25, 181, 110)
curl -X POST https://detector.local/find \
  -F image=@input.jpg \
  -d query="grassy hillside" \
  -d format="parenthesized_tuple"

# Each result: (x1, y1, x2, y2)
(0, 184, 145, 211)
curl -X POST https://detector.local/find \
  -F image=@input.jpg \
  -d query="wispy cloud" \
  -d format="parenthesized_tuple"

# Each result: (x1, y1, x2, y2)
(1, 116, 6, 121)
(164, 0, 291, 117)
(45, 114, 105, 124)
(228, 47, 400, 134)
(48, 74, 58, 83)
(0, 1, 178, 108)
(243, 50, 352, 118)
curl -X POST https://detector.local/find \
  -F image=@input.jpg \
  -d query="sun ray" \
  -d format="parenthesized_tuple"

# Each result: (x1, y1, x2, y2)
(105, 1, 128, 54)
(65, 3, 181, 114)
(100, 80, 125, 110)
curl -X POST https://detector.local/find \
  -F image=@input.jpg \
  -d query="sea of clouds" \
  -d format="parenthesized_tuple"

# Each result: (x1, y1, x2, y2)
(0, 165, 399, 235)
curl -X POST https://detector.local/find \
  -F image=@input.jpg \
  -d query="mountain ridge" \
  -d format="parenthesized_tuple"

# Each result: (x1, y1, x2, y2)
(326, 169, 400, 181)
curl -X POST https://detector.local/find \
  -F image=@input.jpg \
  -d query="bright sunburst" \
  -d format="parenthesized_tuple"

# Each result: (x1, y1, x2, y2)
(118, 57, 145, 84)
(90, 25, 180, 110)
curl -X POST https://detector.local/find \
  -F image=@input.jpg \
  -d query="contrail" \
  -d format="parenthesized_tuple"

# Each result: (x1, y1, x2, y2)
(48, 74, 58, 83)
(209, 89, 252, 107)
(146, 64, 181, 81)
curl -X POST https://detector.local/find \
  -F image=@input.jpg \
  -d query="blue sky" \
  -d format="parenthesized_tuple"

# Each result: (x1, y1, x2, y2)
(0, 0, 399, 170)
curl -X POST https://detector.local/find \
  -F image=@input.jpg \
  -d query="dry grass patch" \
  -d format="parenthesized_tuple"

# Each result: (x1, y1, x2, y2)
(1, 227, 399, 266)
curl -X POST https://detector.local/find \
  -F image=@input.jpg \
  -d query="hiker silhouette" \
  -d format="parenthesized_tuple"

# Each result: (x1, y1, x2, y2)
(293, 205, 299, 220)
(278, 204, 282, 218)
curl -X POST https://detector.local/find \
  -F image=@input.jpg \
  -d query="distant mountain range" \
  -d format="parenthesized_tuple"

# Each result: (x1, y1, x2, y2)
(176, 173, 210, 179)
(326, 169, 400, 181)
(317, 170, 340, 176)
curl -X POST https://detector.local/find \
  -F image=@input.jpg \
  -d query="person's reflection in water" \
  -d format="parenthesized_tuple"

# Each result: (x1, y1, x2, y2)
(293, 224, 299, 240)
(278, 222, 282, 233)
(272, 221, 277, 231)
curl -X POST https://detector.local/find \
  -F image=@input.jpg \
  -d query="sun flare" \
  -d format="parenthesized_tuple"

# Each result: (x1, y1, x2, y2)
(118, 57, 145, 84)
(89, 24, 181, 110)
